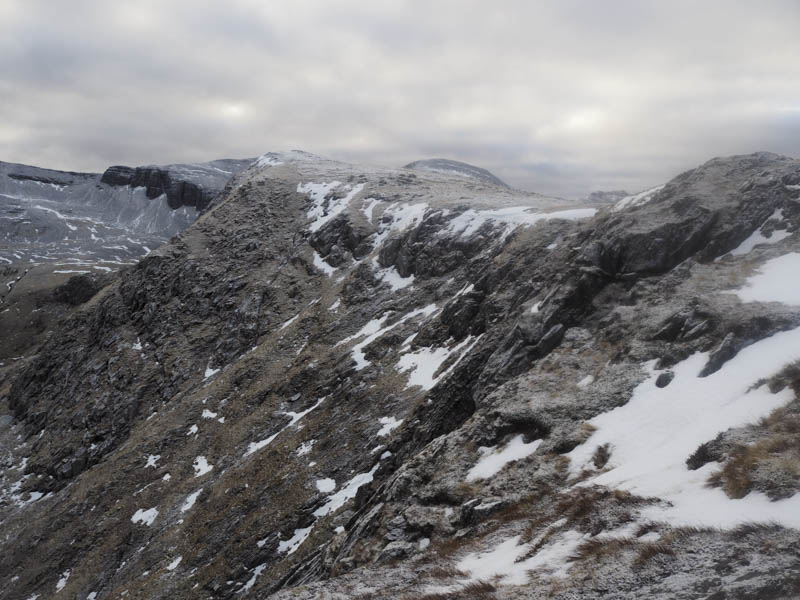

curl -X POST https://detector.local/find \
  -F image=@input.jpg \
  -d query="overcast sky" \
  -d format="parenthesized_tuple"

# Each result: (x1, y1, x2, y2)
(1, 1, 799, 198)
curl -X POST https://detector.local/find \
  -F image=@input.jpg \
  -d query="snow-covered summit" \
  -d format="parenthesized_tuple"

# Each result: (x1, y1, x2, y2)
(403, 157, 508, 187)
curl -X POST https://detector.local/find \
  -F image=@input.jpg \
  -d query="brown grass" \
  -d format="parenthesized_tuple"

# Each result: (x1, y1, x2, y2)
(707, 405, 800, 500)
(417, 580, 497, 600)
(569, 536, 637, 561)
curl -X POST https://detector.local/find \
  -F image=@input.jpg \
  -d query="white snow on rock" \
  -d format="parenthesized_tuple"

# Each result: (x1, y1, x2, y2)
(280, 314, 299, 330)
(339, 304, 438, 371)
(245, 398, 325, 456)
(245, 431, 282, 456)
(181, 488, 203, 512)
(397, 335, 481, 390)
(376, 266, 414, 290)
(144, 454, 160, 468)
(131, 507, 159, 526)
(612, 185, 665, 212)
(734, 252, 800, 305)
(457, 529, 586, 584)
(444, 206, 597, 239)
(166, 556, 182, 571)
(577, 375, 595, 388)
(372, 202, 430, 248)
(255, 154, 283, 168)
(568, 324, 800, 528)
(132, 338, 143, 351)
(55, 569, 70, 592)
(204, 366, 220, 380)
(201, 409, 218, 419)
(315, 478, 336, 493)
(376, 416, 402, 437)
(240, 563, 266, 593)
(727, 209, 792, 257)
(187, 424, 198, 436)
(278, 526, 314, 555)
(328, 298, 341, 311)
(466, 434, 542, 481)
(312, 251, 337, 276)
(361, 198, 380, 223)
(314, 463, 380, 517)
(193, 456, 213, 477)
(300, 181, 364, 232)
(297, 440, 315, 456)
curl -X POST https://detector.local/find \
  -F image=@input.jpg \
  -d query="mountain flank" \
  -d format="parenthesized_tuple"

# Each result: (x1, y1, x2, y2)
(1, 151, 800, 599)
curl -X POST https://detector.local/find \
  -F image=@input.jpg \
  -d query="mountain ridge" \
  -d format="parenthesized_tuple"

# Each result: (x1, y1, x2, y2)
(1, 151, 800, 599)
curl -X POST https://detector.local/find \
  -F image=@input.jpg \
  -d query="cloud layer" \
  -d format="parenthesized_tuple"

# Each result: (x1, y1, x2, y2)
(1, 0, 799, 198)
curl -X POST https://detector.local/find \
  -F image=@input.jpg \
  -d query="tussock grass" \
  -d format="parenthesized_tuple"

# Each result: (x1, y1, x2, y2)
(707, 404, 800, 500)
(417, 580, 497, 600)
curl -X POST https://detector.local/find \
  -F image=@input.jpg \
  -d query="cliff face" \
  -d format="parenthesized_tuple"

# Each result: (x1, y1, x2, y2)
(0, 157, 250, 362)
(2, 151, 800, 599)
(100, 159, 253, 210)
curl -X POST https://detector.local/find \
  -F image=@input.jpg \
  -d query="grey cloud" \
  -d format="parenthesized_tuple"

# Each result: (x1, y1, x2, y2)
(1, 1, 800, 198)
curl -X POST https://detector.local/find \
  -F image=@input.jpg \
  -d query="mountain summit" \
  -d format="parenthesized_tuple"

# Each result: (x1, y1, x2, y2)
(403, 157, 509, 187)
(1, 151, 800, 599)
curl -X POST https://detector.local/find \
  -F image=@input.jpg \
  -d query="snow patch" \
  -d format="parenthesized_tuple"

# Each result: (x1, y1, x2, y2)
(245, 398, 325, 456)
(376, 266, 414, 290)
(312, 251, 336, 276)
(315, 478, 336, 493)
(297, 440, 315, 456)
(255, 154, 283, 168)
(339, 304, 438, 371)
(568, 324, 800, 528)
(727, 210, 792, 257)
(466, 434, 542, 481)
(445, 206, 597, 239)
(166, 556, 182, 571)
(277, 526, 313, 555)
(55, 569, 70, 592)
(613, 185, 665, 212)
(377, 416, 402, 437)
(193, 456, 213, 477)
(300, 181, 364, 232)
(457, 530, 586, 584)
(239, 563, 266, 593)
(131, 507, 158, 526)
(397, 335, 481, 390)
(734, 252, 800, 305)
(280, 314, 299, 330)
(181, 488, 203, 512)
(314, 463, 380, 517)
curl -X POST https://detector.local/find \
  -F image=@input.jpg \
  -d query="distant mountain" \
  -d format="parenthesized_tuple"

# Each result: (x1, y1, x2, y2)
(0, 157, 251, 360)
(582, 189, 629, 206)
(404, 157, 509, 187)
(0, 157, 252, 269)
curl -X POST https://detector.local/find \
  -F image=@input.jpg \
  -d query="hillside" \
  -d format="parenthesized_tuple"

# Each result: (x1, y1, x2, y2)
(2, 151, 800, 599)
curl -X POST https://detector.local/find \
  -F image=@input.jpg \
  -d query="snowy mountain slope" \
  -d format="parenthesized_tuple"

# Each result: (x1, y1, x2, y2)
(1, 151, 800, 599)
(0, 157, 250, 367)
(403, 158, 509, 187)
(0, 157, 251, 268)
